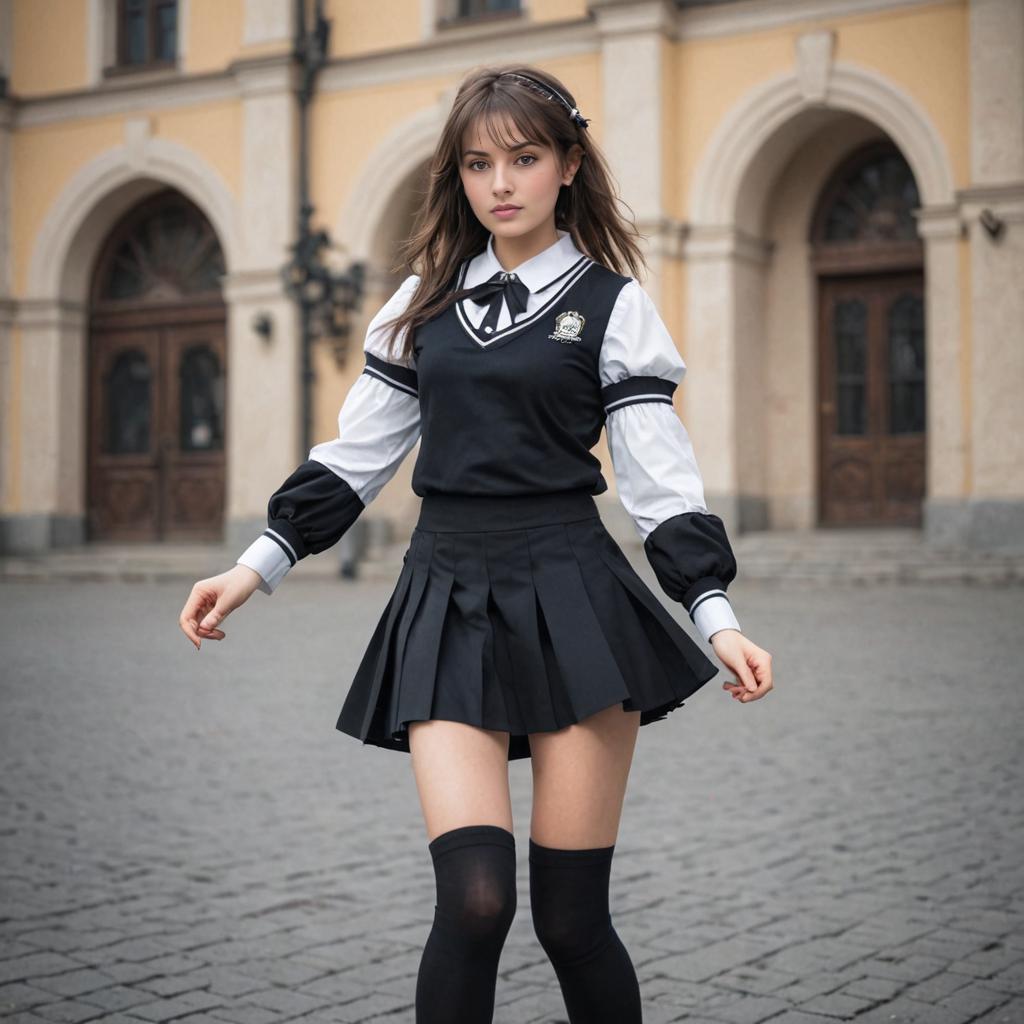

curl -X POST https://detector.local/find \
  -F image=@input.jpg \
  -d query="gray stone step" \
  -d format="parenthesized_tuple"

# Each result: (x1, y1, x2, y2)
(3, 526, 1022, 586)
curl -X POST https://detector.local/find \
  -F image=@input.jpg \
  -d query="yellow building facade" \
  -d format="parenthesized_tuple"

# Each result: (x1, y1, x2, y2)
(1, 0, 1021, 558)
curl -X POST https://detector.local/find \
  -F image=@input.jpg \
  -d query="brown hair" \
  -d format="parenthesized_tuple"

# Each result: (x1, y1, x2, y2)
(379, 63, 648, 363)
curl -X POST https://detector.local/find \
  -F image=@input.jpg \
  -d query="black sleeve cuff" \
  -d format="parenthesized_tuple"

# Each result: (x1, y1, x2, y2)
(642, 511, 738, 611)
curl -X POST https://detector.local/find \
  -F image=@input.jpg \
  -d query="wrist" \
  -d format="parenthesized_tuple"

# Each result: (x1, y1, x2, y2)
(232, 563, 263, 591)
(710, 627, 742, 642)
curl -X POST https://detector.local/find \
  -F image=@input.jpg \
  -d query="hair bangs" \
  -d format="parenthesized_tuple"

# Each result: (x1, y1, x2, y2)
(461, 90, 556, 161)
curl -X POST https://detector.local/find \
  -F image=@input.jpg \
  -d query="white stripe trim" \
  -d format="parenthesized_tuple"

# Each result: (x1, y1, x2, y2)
(363, 366, 418, 398)
(604, 393, 674, 412)
(690, 588, 727, 612)
(265, 527, 298, 564)
(454, 258, 595, 348)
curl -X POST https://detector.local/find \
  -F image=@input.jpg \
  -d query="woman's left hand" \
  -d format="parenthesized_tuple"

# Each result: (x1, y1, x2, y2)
(710, 629, 773, 703)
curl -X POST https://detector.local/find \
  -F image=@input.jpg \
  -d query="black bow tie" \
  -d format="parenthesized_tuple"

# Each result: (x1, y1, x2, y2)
(466, 270, 531, 335)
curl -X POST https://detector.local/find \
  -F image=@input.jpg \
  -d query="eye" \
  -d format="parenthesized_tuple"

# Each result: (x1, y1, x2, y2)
(466, 153, 539, 172)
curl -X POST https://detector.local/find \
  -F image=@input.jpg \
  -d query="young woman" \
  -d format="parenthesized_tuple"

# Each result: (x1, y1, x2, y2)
(179, 64, 773, 1024)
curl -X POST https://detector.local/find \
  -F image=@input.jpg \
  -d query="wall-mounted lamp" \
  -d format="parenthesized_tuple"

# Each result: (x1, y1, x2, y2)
(252, 312, 273, 342)
(979, 208, 1005, 241)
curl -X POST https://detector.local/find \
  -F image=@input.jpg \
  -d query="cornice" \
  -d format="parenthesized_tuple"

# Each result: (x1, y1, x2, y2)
(13, 297, 89, 331)
(675, 0, 955, 41)
(317, 17, 598, 93)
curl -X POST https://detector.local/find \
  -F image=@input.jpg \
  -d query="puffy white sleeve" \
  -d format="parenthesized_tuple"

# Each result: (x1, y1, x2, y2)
(235, 274, 422, 594)
(600, 278, 741, 644)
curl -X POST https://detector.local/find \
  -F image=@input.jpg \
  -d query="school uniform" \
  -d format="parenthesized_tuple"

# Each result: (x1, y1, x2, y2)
(236, 228, 741, 761)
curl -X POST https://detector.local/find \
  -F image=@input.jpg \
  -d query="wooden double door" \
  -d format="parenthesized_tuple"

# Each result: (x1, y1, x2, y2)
(817, 272, 925, 526)
(87, 305, 227, 542)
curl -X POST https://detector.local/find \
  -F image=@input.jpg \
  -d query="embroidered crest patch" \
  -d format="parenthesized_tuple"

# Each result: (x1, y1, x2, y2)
(548, 310, 586, 344)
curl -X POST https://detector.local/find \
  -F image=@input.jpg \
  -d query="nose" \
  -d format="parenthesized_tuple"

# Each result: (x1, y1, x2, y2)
(491, 163, 513, 196)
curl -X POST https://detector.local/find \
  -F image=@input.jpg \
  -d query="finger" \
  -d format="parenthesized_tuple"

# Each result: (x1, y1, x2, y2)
(739, 677, 773, 701)
(736, 658, 758, 693)
(179, 612, 201, 648)
(198, 602, 230, 631)
(749, 653, 773, 693)
(196, 626, 226, 640)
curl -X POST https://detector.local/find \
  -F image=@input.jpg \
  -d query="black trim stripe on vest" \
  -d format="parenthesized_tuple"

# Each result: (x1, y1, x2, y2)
(601, 375, 676, 415)
(363, 351, 419, 397)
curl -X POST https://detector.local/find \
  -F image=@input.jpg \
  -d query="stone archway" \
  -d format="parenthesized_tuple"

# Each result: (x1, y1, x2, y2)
(87, 188, 228, 542)
(682, 50, 959, 536)
(6, 132, 241, 554)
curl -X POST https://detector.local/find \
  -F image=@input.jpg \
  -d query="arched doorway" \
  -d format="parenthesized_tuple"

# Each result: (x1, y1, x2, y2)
(87, 188, 228, 542)
(811, 141, 926, 527)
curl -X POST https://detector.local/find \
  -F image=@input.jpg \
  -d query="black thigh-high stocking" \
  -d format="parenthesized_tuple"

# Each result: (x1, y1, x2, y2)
(415, 824, 517, 1024)
(529, 838, 642, 1023)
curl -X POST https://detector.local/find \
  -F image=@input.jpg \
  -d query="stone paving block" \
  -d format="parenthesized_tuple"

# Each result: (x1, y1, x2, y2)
(0, 954, 89, 985)
(853, 953, 951, 983)
(32, 999, 110, 1022)
(936, 980, 1014, 1019)
(125, 988, 225, 1022)
(709, 964, 800, 997)
(29, 969, 122, 1000)
(231, 954, 333, 988)
(851, 995, 976, 1023)
(838, 973, 904, 1001)
(245, 984, 334, 1017)
(799, 990, 876, 1017)
(970, 995, 1024, 1022)
(0, 982, 62, 1013)
(699, 993, 793, 1023)
(10, 931, 94, 954)
(647, 937, 777, 984)
(76, 983, 152, 1014)
(206, 1003, 282, 1024)
(91, 962, 160, 987)
(299, 972, 374, 1003)
(900, 968, 976, 1002)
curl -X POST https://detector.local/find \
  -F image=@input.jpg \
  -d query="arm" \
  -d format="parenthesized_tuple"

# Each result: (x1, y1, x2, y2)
(600, 279, 741, 645)
(236, 274, 422, 594)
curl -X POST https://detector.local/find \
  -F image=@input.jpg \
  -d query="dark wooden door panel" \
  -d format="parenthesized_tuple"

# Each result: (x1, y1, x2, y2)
(88, 314, 226, 541)
(88, 328, 162, 540)
(818, 273, 925, 526)
(161, 321, 227, 541)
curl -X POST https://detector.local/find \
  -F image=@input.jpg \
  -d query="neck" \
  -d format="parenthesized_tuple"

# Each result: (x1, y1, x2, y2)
(492, 221, 560, 272)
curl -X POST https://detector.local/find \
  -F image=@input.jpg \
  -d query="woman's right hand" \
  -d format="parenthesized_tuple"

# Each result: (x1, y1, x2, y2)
(179, 564, 264, 650)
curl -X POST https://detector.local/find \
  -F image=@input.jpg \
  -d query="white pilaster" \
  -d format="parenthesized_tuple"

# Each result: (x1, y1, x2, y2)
(227, 55, 301, 550)
(592, 0, 676, 300)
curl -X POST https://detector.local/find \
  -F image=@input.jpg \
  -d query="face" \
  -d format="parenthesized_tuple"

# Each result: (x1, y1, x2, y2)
(459, 115, 582, 243)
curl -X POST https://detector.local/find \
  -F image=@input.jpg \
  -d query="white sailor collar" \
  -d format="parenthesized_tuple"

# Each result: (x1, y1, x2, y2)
(464, 229, 586, 294)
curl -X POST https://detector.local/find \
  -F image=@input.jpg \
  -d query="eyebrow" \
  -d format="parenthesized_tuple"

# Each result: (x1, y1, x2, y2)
(462, 140, 542, 157)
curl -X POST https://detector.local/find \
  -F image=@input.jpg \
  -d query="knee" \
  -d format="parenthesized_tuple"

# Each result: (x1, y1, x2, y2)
(429, 825, 517, 947)
(529, 839, 616, 966)
(531, 900, 612, 966)
(448, 872, 517, 944)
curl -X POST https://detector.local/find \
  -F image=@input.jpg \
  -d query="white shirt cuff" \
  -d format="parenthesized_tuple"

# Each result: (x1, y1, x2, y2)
(691, 594, 741, 644)
(236, 534, 293, 595)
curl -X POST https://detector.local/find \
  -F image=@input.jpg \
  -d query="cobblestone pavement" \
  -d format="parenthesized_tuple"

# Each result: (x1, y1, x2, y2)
(1, 570, 1022, 1023)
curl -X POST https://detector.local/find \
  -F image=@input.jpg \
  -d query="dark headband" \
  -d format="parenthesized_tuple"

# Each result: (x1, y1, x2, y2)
(501, 72, 591, 130)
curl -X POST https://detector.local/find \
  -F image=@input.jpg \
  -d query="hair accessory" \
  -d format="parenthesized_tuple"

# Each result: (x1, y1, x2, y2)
(501, 72, 591, 130)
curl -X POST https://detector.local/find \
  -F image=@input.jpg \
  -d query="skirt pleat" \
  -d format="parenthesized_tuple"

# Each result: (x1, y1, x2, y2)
(335, 492, 720, 761)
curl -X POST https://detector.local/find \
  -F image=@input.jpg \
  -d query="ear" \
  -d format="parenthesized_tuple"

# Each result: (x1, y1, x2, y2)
(561, 144, 584, 185)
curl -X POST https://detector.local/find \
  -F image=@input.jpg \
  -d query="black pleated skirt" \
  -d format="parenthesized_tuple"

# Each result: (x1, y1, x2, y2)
(335, 488, 719, 761)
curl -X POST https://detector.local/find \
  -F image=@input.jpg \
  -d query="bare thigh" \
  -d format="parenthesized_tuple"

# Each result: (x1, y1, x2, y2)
(408, 720, 513, 844)
(529, 703, 641, 849)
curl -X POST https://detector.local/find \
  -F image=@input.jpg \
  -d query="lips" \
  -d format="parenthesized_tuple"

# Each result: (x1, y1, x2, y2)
(492, 205, 521, 212)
